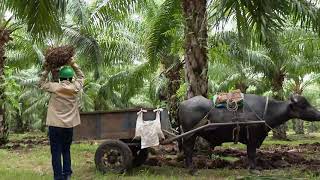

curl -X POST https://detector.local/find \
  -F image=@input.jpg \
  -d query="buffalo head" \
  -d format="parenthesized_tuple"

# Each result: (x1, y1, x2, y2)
(288, 94, 320, 121)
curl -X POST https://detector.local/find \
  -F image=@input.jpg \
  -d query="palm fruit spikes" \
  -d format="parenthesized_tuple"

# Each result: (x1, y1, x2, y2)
(45, 45, 75, 69)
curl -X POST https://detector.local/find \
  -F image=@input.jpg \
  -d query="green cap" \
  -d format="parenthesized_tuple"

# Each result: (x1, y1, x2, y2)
(59, 66, 74, 78)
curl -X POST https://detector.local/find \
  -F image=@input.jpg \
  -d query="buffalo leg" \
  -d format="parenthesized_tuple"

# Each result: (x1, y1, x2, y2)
(247, 143, 257, 170)
(183, 136, 196, 175)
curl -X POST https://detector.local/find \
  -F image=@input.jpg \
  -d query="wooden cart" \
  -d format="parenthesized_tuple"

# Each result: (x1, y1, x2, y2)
(74, 108, 171, 173)
(74, 108, 265, 173)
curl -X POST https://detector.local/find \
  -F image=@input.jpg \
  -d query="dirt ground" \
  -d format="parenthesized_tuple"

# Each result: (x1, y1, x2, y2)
(2, 134, 320, 176)
(0, 136, 49, 150)
(145, 143, 320, 175)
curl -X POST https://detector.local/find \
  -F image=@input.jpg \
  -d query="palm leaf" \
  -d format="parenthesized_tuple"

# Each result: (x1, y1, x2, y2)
(63, 26, 102, 79)
(67, 0, 89, 26)
(91, 0, 147, 29)
(3, 0, 68, 39)
(146, 0, 183, 67)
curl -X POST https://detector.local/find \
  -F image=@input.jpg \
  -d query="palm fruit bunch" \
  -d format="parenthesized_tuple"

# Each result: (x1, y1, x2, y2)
(45, 45, 75, 69)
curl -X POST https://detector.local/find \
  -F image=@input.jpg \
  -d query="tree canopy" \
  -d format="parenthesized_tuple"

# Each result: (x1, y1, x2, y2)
(0, 0, 320, 140)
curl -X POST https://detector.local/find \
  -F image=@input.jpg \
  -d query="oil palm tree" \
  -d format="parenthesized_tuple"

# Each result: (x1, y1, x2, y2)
(92, 0, 185, 126)
(184, 0, 320, 99)
(285, 73, 320, 134)
(146, 0, 183, 127)
(246, 26, 320, 139)
(211, 0, 320, 140)
(182, 0, 209, 98)
(208, 31, 269, 94)
(0, 16, 16, 143)
(283, 28, 320, 134)
(0, 0, 68, 143)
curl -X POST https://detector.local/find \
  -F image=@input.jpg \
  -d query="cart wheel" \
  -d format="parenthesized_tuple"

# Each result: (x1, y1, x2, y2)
(130, 147, 149, 167)
(94, 140, 133, 174)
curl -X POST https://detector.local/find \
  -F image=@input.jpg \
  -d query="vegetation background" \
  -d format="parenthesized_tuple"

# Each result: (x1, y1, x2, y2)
(0, 0, 319, 141)
(0, 0, 320, 179)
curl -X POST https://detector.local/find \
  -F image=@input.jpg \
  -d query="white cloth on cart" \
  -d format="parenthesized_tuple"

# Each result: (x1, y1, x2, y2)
(134, 108, 164, 149)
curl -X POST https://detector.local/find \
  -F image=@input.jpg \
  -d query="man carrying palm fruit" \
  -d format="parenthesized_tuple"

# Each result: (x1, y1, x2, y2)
(39, 50, 84, 180)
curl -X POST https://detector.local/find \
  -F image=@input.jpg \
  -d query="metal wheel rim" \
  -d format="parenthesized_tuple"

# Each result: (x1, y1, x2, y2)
(101, 148, 125, 170)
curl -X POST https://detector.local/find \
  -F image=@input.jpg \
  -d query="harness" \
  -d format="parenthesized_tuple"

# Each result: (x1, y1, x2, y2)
(188, 96, 271, 143)
(244, 96, 275, 132)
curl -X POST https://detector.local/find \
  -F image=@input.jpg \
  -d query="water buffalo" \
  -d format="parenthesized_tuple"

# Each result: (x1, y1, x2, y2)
(178, 94, 320, 174)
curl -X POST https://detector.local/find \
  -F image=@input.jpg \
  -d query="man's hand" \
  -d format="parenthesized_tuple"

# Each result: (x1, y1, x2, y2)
(69, 59, 76, 66)
(43, 61, 50, 70)
(51, 68, 60, 82)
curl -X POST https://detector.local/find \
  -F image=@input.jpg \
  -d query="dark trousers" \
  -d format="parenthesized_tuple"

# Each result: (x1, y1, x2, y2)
(49, 126, 73, 180)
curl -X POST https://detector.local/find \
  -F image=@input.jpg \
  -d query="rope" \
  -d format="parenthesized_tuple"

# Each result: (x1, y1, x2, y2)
(189, 105, 216, 130)
(232, 123, 240, 144)
(226, 99, 238, 112)
(189, 96, 278, 140)
(243, 97, 278, 133)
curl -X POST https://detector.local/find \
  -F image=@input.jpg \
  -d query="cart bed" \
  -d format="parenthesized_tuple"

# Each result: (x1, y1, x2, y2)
(74, 108, 170, 141)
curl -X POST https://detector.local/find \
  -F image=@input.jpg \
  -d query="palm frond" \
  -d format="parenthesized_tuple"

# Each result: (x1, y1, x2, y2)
(146, 0, 183, 67)
(97, 63, 154, 109)
(3, 0, 67, 39)
(22, 93, 49, 116)
(5, 28, 40, 69)
(33, 45, 45, 64)
(213, 0, 288, 40)
(63, 26, 102, 79)
(289, 0, 320, 32)
(281, 27, 320, 77)
(91, 0, 147, 29)
(99, 21, 145, 66)
(246, 48, 275, 73)
(79, 81, 101, 111)
(79, 90, 94, 112)
(67, 0, 90, 26)
(12, 67, 40, 87)
(301, 73, 320, 90)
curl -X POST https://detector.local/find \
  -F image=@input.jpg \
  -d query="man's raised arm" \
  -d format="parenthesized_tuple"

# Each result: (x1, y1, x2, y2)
(70, 60, 85, 90)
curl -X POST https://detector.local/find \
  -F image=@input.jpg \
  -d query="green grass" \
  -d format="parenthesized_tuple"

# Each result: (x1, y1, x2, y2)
(0, 133, 319, 179)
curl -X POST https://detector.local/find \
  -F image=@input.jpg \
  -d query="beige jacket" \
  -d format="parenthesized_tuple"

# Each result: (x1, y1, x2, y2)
(39, 63, 85, 128)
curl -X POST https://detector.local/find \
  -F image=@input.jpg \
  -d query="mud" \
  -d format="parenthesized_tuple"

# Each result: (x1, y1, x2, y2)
(1, 135, 320, 173)
(146, 143, 320, 172)
(261, 142, 320, 152)
(0, 136, 48, 150)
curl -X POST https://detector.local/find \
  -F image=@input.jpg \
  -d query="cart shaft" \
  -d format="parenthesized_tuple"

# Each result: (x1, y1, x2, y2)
(161, 121, 265, 145)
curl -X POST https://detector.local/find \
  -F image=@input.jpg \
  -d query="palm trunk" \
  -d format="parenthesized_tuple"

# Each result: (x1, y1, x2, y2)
(162, 56, 183, 129)
(0, 29, 12, 144)
(271, 71, 287, 140)
(293, 119, 304, 134)
(292, 79, 304, 134)
(182, 0, 209, 152)
(308, 122, 316, 133)
(272, 124, 287, 140)
(264, 33, 287, 140)
(182, 0, 208, 99)
(15, 112, 23, 133)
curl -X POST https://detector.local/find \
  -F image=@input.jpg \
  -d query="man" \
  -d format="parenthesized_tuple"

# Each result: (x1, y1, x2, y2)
(39, 60, 84, 180)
